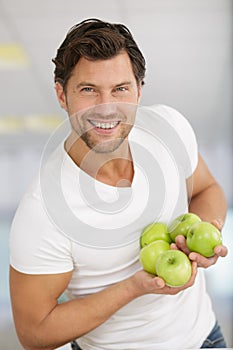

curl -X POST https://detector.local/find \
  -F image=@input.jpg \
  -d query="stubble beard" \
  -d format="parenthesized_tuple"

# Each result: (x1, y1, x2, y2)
(69, 105, 136, 154)
(80, 124, 132, 154)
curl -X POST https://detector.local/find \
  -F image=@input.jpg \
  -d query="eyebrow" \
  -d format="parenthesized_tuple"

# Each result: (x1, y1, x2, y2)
(115, 81, 133, 87)
(76, 82, 96, 88)
(76, 81, 133, 89)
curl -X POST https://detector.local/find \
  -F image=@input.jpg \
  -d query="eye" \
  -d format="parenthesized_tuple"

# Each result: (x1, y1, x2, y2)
(116, 86, 127, 92)
(81, 87, 94, 92)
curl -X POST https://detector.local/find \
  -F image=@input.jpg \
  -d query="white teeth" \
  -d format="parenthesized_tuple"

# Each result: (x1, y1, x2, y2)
(90, 120, 119, 129)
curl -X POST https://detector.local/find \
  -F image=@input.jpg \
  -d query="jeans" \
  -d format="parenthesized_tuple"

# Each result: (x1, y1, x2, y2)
(201, 321, 227, 348)
(70, 340, 82, 350)
(70, 321, 227, 349)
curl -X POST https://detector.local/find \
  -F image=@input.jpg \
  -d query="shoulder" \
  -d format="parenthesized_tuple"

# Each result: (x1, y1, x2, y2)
(135, 104, 198, 177)
(139, 104, 195, 134)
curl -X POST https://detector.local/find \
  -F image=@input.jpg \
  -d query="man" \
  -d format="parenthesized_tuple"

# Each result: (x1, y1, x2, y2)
(10, 19, 228, 350)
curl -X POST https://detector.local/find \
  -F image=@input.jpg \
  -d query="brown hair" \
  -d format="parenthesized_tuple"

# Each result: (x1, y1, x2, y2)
(52, 18, 146, 90)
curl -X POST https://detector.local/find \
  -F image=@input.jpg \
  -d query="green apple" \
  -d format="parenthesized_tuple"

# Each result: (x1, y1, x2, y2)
(156, 250, 192, 287)
(168, 213, 201, 242)
(139, 240, 170, 275)
(140, 222, 171, 248)
(186, 221, 222, 257)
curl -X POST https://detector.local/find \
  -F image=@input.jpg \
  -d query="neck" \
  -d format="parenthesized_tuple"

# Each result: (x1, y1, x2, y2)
(65, 132, 134, 187)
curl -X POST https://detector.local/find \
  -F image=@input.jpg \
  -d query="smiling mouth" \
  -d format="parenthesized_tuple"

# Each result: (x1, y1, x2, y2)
(88, 120, 120, 130)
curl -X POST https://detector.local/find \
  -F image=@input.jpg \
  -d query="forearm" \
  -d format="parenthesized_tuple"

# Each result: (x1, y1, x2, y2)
(189, 182, 227, 225)
(22, 277, 139, 350)
(13, 264, 197, 350)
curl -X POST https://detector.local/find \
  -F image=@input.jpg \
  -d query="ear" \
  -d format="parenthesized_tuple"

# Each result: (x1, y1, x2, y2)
(55, 82, 68, 111)
(137, 81, 143, 103)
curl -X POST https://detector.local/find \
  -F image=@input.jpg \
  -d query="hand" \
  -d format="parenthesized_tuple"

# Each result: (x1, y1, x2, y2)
(189, 244, 228, 268)
(190, 218, 228, 268)
(131, 262, 197, 296)
(171, 217, 228, 269)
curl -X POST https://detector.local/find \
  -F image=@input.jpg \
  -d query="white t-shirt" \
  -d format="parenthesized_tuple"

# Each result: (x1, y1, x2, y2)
(10, 105, 215, 349)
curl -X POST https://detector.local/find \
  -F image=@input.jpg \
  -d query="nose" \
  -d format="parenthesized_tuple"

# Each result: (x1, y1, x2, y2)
(94, 92, 118, 116)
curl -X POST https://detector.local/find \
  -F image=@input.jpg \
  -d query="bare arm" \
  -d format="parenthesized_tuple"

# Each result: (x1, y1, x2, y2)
(187, 154, 227, 224)
(174, 154, 228, 267)
(10, 262, 197, 350)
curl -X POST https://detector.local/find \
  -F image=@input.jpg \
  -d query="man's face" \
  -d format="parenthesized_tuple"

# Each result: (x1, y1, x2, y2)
(56, 51, 142, 153)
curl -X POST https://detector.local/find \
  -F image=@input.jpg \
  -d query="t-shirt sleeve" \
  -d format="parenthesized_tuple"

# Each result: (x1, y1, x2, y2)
(147, 104, 198, 178)
(9, 183, 74, 275)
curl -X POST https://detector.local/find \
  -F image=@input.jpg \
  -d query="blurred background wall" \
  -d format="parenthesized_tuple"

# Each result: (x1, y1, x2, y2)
(0, 0, 232, 349)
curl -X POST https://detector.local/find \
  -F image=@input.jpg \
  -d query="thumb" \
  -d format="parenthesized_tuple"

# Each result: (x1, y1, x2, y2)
(153, 276, 166, 289)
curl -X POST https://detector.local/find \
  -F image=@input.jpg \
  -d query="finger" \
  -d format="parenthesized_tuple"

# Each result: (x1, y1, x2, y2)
(170, 243, 179, 250)
(211, 218, 224, 231)
(214, 245, 228, 257)
(189, 252, 217, 268)
(175, 235, 190, 255)
(185, 261, 198, 286)
(189, 261, 197, 281)
(153, 276, 166, 289)
(138, 271, 166, 291)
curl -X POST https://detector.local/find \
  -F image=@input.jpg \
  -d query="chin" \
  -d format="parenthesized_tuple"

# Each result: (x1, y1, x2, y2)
(91, 139, 125, 154)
